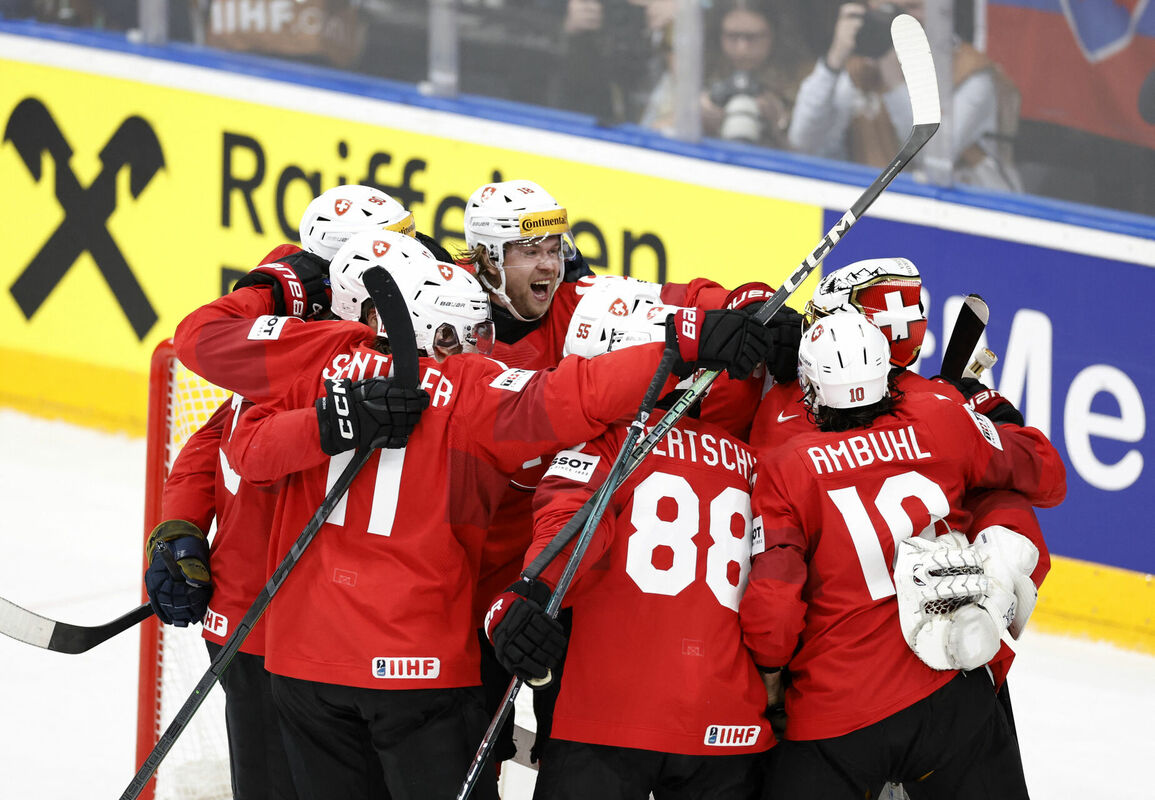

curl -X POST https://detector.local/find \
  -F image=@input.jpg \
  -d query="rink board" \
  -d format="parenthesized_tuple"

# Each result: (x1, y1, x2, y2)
(0, 27, 1151, 650)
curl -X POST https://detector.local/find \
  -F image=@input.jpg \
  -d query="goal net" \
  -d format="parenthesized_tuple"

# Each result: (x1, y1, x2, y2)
(137, 339, 233, 800)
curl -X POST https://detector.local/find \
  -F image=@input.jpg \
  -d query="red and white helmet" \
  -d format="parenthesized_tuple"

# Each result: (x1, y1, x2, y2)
(299, 185, 416, 261)
(798, 312, 891, 411)
(563, 276, 664, 358)
(329, 230, 493, 356)
(805, 257, 925, 368)
(464, 179, 577, 314)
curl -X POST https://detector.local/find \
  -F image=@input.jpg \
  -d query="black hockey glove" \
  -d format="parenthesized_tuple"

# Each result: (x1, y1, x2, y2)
(934, 374, 1025, 426)
(723, 284, 804, 384)
(234, 249, 330, 319)
(665, 308, 775, 381)
(316, 377, 431, 456)
(144, 520, 212, 627)
(484, 579, 567, 685)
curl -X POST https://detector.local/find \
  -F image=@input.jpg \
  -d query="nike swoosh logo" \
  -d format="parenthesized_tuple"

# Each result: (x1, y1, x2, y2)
(777, 411, 799, 423)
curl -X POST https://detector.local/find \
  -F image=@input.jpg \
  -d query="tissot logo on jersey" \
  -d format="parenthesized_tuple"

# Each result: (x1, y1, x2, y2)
(703, 725, 760, 747)
(490, 368, 535, 392)
(544, 450, 601, 483)
(965, 405, 1003, 450)
(372, 657, 440, 679)
(247, 314, 289, 340)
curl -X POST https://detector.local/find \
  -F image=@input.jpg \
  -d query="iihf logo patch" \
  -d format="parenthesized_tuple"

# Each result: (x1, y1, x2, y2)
(372, 657, 440, 679)
(703, 725, 760, 747)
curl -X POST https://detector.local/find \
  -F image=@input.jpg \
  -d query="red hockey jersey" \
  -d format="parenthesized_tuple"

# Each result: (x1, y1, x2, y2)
(739, 392, 1066, 740)
(529, 413, 773, 756)
(162, 396, 281, 653)
(748, 371, 1051, 689)
(223, 321, 677, 691)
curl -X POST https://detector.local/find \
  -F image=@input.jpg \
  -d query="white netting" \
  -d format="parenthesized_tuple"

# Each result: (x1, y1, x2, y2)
(149, 355, 233, 800)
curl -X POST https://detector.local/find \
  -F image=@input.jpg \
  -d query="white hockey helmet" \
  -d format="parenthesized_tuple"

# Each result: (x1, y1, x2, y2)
(563, 276, 665, 358)
(464, 179, 577, 314)
(805, 257, 926, 368)
(798, 312, 891, 411)
(299, 185, 416, 261)
(328, 230, 494, 357)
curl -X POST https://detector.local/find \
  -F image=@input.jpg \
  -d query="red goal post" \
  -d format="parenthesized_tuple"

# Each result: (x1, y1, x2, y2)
(137, 339, 232, 800)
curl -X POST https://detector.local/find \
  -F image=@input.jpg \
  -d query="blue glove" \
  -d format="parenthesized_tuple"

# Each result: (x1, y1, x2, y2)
(144, 520, 212, 627)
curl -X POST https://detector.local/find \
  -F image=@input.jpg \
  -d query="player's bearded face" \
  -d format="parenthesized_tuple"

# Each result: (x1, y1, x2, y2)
(501, 235, 563, 319)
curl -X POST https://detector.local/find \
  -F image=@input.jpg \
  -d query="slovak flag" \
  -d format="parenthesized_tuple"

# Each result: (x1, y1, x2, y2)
(987, 0, 1155, 146)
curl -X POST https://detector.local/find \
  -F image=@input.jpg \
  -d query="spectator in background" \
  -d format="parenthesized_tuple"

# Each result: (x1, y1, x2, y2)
(699, 0, 810, 147)
(787, 0, 1023, 192)
(551, 0, 674, 125)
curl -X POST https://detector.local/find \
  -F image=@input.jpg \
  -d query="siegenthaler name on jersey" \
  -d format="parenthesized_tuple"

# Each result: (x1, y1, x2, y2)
(372, 657, 441, 679)
(703, 724, 760, 747)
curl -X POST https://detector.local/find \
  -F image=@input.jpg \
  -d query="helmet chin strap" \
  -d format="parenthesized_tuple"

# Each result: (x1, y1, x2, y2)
(479, 258, 558, 324)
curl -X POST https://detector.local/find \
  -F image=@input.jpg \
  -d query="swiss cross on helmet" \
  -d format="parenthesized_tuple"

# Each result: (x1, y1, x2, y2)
(329, 230, 494, 358)
(563, 276, 664, 358)
(299, 185, 416, 261)
(805, 257, 926, 368)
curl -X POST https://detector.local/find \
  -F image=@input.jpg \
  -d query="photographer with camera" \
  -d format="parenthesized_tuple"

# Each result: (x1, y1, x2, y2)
(787, 0, 1023, 190)
(642, 0, 808, 146)
(700, 1, 808, 147)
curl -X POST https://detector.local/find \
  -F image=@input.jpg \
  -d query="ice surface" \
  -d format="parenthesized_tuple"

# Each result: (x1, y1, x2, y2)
(0, 409, 1150, 799)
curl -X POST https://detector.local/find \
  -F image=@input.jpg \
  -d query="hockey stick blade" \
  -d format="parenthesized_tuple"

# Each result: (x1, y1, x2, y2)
(0, 597, 152, 654)
(940, 294, 989, 381)
(363, 265, 420, 389)
(522, 14, 940, 582)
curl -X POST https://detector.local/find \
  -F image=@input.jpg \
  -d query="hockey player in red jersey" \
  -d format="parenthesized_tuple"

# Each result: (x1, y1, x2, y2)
(146, 184, 424, 800)
(212, 229, 775, 800)
(456, 178, 801, 762)
(739, 313, 1066, 799)
(489, 302, 774, 799)
(748, 258, 1050, 700)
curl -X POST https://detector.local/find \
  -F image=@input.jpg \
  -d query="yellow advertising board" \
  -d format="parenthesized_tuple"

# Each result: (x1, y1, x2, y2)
(0, 56, 821, 433)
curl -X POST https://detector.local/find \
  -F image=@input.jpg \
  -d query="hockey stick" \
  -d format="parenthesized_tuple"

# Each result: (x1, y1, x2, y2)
(0, 597, 152, 654)
(457, 348, 679, 800)
(523, 14, 940, 583)
(939, 294, 989, 381)
(120, 266, 418, 800)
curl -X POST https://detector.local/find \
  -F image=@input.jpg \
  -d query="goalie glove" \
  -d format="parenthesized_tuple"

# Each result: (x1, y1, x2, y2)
(144, 520, 212, 627)
(484, 579, 567, 685)
(316, 377, 431, 455)
(234, 250, 330, 319)
(894, 533, 1001, 671)
(973, 525, 1040, 640)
